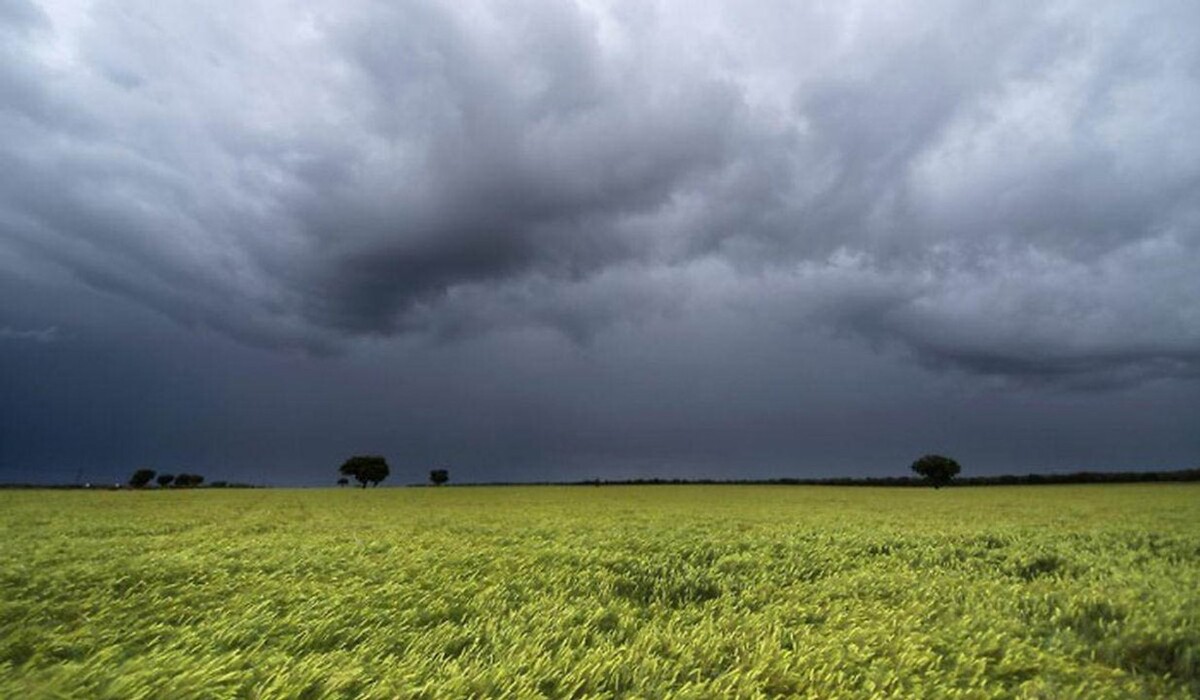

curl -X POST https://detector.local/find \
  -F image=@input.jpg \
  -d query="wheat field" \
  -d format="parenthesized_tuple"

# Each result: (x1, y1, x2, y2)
(1, 484, 1197, 698)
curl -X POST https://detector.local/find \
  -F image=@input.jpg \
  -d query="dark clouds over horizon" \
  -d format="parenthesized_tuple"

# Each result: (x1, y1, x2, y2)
(2, 0, 1198, 485)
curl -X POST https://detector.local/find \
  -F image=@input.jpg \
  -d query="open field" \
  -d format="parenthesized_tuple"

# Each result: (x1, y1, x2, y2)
(1, 484, 1198, 698)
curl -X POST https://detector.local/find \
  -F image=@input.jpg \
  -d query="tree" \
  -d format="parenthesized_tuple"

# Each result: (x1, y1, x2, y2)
(129, 469, 156, 488)
(429, 468, 449, 486)
(339, 455, 389, 488)
(173, 473, 205, 488)
(337, 478, 349, 487)
(910, 454, 961, 488)
(157, 474, 175, 488)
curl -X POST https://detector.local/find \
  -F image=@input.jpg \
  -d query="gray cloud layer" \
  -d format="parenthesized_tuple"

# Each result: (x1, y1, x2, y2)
(3, 0, 1200, 386)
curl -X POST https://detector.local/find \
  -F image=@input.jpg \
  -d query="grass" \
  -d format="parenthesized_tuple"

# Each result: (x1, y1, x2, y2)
(1, 484, 1198, 698)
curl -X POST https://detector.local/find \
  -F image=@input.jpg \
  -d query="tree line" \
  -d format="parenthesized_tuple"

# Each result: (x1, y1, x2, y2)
(331, 453, 1200, 490)
(103, 454, 1199, 491)
(129, 469, 204, 488)
(125, 469, 253, 489)
(330, 454, 965, 489)
(560, 468, 1200, 487)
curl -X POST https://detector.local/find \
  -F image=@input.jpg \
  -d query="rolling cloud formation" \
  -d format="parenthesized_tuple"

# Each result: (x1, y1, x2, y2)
(2, 0, 1199, 387)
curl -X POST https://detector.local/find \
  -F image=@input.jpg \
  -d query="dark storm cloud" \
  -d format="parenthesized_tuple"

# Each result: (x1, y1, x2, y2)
(2, 0, 1199, 384)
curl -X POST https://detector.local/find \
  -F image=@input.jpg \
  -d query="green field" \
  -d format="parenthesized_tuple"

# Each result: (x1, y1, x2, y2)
(1, 485, 1198, 698)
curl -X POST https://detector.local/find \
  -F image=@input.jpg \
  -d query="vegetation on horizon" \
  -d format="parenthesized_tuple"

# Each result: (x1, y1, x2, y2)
(338, 455, 390, 488)
(910, 454, 962, 488)
(127, 469, 206, 488)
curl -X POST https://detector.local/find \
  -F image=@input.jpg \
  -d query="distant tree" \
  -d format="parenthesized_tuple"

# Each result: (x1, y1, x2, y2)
(910, 454, 961, 488)
(337, 477, 350, 487)
(173, 473, 190, 487)
(129, 469, 156, 488)
(156, 474, 175, 488)
(429, 468, 449, 486)
(339, 455, 389, 488)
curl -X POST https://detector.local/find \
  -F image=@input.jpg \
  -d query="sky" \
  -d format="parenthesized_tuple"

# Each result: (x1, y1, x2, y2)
(2, 0, 1198, 486)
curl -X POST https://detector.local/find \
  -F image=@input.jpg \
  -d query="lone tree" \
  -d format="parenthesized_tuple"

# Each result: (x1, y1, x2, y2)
(910, 454, 961, 488)
(156, 473, 175, 488)
(173, 473, 205, 488)
(339, 455, 389, 488)
(129, 469, 156, 488)
(429, 468, 449, 486)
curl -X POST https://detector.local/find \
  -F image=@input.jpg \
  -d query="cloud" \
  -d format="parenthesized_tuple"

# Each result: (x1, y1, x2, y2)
(2, 0, 1198, 384)
(0, 325, 58, 342)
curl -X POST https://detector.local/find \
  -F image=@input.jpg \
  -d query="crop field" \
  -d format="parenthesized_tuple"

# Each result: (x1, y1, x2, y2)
(1, 484, 1198, 698)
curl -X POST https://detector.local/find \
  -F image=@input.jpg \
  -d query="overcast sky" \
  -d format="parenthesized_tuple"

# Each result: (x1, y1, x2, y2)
(2, 0, 1198, 485)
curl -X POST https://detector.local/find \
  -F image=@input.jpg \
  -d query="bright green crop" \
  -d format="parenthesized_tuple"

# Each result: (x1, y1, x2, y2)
(1, 484, 1197, 698)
